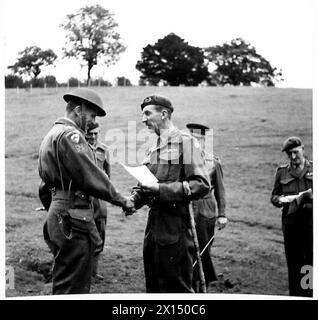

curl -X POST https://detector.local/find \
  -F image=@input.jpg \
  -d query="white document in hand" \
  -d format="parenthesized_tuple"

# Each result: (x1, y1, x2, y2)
(279, 189, 312, 203)
(121, 163, 158, 185)
(279, 195, 299, 203)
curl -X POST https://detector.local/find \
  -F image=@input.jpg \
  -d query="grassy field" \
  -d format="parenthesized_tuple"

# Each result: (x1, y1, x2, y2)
(5, 86, 312, 297)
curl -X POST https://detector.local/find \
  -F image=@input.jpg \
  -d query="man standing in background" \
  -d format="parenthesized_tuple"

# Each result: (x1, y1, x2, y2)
(271, 136, 313, 297)
(186, 123, 228, 292)
(86, 122, 110, 281)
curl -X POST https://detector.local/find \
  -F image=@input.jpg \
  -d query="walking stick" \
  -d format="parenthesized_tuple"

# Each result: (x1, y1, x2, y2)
(193, 234, 215, 268)
(188, 202, 207, 293)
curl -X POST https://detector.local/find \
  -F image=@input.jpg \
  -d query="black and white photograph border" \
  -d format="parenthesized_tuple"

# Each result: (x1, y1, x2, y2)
(1, 0, 317, 302)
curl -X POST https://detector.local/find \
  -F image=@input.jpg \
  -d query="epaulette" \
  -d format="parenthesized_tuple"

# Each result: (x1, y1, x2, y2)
(213, 154, 220, 161)
(62, 122, 80, 133)
(306, 159, 313, 170)
(204, 152, 221, 162)
(277, 164, 288, 171)
(180, 131, 192, 139)
(204, 151, 214, 161)
(180, 131, 201, 148)
(213, 155, 222, 165)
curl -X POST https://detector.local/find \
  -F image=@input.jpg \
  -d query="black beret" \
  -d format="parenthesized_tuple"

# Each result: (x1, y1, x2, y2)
(281, 136, 303, 152)
(186, 123, 210, 136)
(86, 122, 99, 133)
(141, 94, 173, 112)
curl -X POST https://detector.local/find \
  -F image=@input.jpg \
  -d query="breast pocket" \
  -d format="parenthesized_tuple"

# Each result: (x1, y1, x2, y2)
(157, 148, 181, 182)
(280, 176, 297, 195)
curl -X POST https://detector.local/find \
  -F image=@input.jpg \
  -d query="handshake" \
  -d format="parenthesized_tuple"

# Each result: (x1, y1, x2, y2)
(121, 182, 160, 216)
(122, 195, 136, 216)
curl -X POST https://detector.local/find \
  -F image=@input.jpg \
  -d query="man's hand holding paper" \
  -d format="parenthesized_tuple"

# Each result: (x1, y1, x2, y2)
(278, 188, 312, 204)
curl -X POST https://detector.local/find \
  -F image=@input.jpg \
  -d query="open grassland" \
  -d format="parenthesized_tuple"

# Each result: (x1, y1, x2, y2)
(5, 86, 312, 297)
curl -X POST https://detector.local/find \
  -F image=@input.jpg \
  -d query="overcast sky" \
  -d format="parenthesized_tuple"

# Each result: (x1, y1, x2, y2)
(3, 0, 314, 87)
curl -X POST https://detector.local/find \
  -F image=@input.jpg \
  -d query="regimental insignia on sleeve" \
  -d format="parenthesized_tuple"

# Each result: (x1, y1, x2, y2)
(70, 133, 80, 144)
(74, 144, 85, 152)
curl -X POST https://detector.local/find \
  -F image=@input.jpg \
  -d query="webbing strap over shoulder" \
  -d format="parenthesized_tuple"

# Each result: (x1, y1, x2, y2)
(56, 132, 65, 193)
(55, 131, 73, 193)
(55, 131, 73, 240)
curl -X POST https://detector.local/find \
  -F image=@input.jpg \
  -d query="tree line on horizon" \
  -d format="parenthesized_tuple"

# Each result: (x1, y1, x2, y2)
(5, 74, 132, 89)
(5, 4, 283, 89)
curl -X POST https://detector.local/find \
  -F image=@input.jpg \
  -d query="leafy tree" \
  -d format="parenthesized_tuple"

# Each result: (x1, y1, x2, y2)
(8, 46, 57, 79)
(68, 77, 81, 87)
(205, 38, 282, 86)
(44, 75, 57, 87)
(60, 4, 126, 85)
(28, 77, 45, 88)
(138, 78, 147, 86)
(90, 78, 112, 87)
(5, 74, 25, 88)
(136, 33, 209, 86)
(116, 76, 131, 86)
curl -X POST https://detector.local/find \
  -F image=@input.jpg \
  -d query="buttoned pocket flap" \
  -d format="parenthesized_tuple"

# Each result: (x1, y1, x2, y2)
(155, 234, 180, 246)
(280, 176, 295, 185)
(68, 208, 93, 222)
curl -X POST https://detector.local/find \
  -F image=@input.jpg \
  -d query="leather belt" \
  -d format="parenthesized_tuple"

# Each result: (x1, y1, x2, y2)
(51, 189, 91, 207)
(150, 201, 189, 210)
(51, 189, 75, 200)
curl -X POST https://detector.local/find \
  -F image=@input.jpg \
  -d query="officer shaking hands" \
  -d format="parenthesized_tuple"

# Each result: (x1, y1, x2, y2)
(130, 94, 211, 293)
(271, 136, 313, 297)
(38, 88, 135, 294)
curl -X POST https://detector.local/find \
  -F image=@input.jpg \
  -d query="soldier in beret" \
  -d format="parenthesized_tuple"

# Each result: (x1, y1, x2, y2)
(85, 122, 111, 281)
(271, 136, 313, 296)
(129, 94, 210, 292)
(38, 88, 135, 294)
(186, 123, 227, 292)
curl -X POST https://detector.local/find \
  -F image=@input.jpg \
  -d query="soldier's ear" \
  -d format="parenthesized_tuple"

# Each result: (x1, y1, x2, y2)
(74, 105, 82, 116)
(161, 109, 168, 120)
